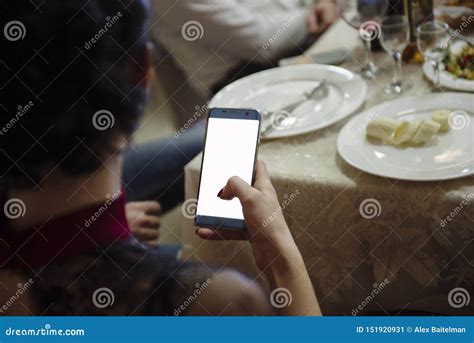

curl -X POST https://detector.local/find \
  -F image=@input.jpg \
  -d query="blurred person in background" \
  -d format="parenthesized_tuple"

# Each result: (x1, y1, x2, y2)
(152, 0, 340, 96)
(122, 119, 205, 247)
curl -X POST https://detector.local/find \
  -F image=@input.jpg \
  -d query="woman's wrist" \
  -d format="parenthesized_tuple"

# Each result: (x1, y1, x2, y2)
(259, 236, 307, 285)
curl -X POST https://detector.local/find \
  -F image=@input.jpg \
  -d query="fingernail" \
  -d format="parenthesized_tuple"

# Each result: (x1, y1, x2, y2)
(217, 188, 223, 197)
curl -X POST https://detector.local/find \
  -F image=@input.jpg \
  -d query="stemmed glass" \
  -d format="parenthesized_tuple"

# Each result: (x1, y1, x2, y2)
(338, 0, 388, 79)
(380, 15, 409, 95)
(417, 21, 450, 92)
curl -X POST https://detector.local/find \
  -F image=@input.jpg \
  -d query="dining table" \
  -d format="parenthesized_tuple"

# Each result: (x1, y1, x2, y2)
(180, 18, 474, 315)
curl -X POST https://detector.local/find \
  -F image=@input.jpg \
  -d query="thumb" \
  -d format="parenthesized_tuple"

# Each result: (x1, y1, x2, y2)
(307, 11, 319, 33)
(218, 176, 257, 204)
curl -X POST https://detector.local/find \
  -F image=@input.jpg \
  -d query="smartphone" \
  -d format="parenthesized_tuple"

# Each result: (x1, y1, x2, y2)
(195, 108, 261, 230)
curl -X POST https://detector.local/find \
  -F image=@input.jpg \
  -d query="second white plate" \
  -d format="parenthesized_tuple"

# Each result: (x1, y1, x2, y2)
(422, 41, 474, 93)
(337, 93, 474, 181)
(209, 64, 367, 139)
(423, 62, 474, 92)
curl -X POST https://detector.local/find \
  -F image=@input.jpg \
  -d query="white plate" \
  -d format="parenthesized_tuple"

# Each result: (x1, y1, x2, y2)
(209, 65, 367, 139)
(423, 62, 474, 92)
(337, 93, 474, 181)
(422, 41, 474, 92)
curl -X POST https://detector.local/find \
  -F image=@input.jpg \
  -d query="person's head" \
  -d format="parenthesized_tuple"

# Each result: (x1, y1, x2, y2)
(0, 0, 153, 188)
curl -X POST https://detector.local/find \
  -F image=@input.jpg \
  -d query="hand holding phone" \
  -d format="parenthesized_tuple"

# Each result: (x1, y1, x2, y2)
(197, 160, 293, 252)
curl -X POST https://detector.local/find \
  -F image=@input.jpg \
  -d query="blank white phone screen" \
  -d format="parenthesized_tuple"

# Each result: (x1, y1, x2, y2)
(196, 117, 259, 220)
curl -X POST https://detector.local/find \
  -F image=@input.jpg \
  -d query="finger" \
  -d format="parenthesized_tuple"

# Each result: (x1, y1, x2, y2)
(146, 201, 161, 215)
(313, 10, 329, 34)
(315, 25, 327, 35)
(135, 215, 161, 228)
(127, 201, 161, 213)
(133, 227, 160, 240)
(136, 201, 161, 215)
(320, 15, 332, 31)
(196, 228, 249, 241)
(145, 239, 159, 247)
(307, 12, 319, 33)
(219, 176, 257, 203)
(319, 6, 339, 31)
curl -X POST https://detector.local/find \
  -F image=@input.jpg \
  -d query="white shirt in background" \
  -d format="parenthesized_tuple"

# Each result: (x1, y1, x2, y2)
(152, 0, 311, 95)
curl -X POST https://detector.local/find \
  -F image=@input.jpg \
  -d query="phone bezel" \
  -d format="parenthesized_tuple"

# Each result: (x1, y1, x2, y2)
(194, 107, 261, 231)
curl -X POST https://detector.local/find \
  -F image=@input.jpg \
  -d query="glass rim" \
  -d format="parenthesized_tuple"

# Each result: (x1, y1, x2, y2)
(416, 20, 449, 34)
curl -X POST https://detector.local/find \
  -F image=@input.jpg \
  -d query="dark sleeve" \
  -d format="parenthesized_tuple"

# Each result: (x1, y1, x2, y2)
(144, 261, 217, 316)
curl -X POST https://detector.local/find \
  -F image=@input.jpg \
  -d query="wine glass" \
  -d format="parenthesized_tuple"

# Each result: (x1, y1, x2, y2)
(380, 15, 409, 95)
(417, 21, 450, 92)
(338, 0, 388, 79)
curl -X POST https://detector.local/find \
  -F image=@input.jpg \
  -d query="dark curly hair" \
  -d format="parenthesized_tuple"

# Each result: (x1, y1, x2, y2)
(0, 0, 150, 187)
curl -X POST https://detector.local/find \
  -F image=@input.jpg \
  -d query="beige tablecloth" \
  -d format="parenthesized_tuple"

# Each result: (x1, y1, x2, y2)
(182, 20, 474, 315)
